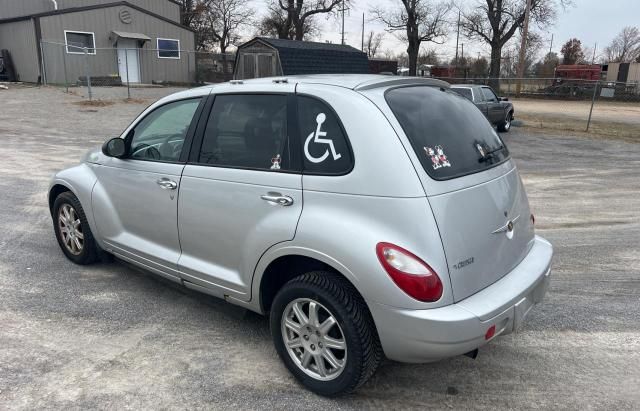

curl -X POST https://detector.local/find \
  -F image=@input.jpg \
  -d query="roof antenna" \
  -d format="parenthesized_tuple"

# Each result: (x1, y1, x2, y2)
(50, 0, 58, 10)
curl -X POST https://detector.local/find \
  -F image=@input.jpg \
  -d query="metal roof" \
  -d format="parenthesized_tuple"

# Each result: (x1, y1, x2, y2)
(111, 31, 151, 41)
(238, 37, 369, 76)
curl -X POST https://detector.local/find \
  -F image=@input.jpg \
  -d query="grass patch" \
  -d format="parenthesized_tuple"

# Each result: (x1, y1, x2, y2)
(122, 98, 147, 104)
(71, 100, 115, 107)
(517, 113, 640, 143)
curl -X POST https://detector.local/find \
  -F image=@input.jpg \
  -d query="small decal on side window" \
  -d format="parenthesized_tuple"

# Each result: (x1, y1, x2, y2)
(424, 145, 451, 169)
(270, 154, 281, 170)
(304, 113, 342, 164)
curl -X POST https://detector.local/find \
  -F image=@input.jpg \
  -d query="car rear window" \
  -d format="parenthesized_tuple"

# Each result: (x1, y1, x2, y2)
(451, 87, 472, 100)
(385, 86, 509, 180)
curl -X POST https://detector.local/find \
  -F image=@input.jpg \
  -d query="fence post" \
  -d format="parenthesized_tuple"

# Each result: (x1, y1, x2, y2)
(84, 47, 92, 101)
(62, 42, 69, 93)
(125, 47, 130, 100)
(40, 41, 48, 85)
(586, 80, 599, 132)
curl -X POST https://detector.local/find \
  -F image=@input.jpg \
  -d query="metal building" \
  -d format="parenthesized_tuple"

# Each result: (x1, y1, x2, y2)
(605, 62, 640, 85)
(234, 37, 369, 80)
(0, 0, 195, 84)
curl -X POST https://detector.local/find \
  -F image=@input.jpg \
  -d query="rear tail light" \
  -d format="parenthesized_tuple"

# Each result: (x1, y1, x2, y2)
(485, 325, 496, 340)
(376, 242, 443, 302)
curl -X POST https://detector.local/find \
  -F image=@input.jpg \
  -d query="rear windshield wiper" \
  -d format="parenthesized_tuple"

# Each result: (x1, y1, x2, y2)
(478, 145, 505, 162)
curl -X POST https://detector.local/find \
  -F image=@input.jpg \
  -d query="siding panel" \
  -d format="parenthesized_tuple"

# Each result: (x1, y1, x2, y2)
(0, 0, 51, 19)
(0, 19, 40, 82)
(39, 6, 194, 84)
(0, 0, 180, 22)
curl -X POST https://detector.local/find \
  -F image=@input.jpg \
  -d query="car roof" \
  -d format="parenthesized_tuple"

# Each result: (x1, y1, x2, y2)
(161, 75, 451, 103)
(220, 74, 448, 90)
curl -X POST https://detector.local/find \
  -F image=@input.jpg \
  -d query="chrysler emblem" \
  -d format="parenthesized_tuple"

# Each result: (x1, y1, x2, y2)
(492, 215, 520, 238)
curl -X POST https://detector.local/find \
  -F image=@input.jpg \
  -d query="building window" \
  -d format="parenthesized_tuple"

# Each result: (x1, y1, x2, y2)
(65, 31, 96, 55)
(157, 38, 180, 59)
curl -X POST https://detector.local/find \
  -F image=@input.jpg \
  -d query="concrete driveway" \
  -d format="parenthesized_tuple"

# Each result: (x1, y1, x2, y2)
(1, 87, 638, 409)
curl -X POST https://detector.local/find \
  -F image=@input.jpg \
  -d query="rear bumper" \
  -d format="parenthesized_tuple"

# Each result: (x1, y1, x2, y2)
(369, 235, 552, 363)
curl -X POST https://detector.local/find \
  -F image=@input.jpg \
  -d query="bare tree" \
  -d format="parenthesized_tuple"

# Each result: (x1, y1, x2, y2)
(175, 0, 214, 50)
(278, 0, 349, 41)
(560, 38, 584, 65)
(533, 51, 559, 77)
(503, 31, 544, 76)
(418, 48, 440, 66)
(258, 1, 318, 40)
(605, 26, 640, 63)
(200, 0, 254, 54)
(460, 0, 566, 88)
(372, 0, 451, 76)
(365, 31, 385, 58)
(176, 0, 210, 28)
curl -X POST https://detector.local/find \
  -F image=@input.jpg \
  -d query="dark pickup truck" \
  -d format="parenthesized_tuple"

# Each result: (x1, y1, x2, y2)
(451, 85, 514, 132)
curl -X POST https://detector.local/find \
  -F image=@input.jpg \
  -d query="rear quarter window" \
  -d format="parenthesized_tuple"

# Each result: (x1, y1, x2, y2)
(297, 96, 353, 175)
(385, 86, 509, 180)
(452, 87, 473, 101)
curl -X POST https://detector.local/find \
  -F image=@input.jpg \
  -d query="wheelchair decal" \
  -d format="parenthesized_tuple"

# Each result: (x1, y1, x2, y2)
(304, 113, 342, 164)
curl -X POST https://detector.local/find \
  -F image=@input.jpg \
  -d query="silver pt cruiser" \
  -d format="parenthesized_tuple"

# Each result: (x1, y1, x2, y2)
(49, 75, 552, 396)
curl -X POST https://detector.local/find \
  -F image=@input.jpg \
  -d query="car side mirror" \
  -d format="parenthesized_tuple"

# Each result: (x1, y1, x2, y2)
(500, 96, 509, 102)
(102, 137, 127, 158)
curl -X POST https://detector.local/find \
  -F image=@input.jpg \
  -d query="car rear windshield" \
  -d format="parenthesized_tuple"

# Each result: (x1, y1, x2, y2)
(385, 86, 509, 180)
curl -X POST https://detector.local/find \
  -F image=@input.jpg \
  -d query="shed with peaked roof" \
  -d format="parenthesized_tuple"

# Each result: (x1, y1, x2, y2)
(234, 37, 369, 80)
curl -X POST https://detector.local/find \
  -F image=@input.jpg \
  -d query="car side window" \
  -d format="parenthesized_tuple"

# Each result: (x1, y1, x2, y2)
(129, 98, 202, 162)
(481, 87, 498, 102)
(297, 96, 352, 174)
(198, 94, 291, 171)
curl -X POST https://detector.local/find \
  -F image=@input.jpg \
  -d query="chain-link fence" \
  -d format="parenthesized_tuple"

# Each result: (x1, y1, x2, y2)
(436, 77, 640, 137)
(40, 41, 234, 100)
(37, 41, 640, 137)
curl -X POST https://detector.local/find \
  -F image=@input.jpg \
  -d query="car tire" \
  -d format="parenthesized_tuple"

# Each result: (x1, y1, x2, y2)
(53, 191, 99, 265)
(270, 271, 382, 396)
(498, 111, 513, 132)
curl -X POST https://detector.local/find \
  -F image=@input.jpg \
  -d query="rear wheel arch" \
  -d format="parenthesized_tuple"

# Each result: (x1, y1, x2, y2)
(258, 254, 366, 314)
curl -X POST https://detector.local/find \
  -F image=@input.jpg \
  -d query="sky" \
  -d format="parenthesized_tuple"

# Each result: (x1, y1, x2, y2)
(244, 0, 640, 64)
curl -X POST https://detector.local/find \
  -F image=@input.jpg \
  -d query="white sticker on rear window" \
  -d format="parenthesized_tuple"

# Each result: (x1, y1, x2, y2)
(424, 146, 451, 169)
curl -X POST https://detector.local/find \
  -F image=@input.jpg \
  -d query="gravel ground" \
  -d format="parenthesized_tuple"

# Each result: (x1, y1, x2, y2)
(1, 86, 639, 410)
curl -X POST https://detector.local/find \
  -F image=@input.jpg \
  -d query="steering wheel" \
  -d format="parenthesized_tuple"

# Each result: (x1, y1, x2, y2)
(132, 143, 161, 160)
(159, 134, 185, 160)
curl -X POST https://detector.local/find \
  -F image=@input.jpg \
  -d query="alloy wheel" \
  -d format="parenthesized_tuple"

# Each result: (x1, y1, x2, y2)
(58, 203, 84, 255)
(281, 298, 347, 381)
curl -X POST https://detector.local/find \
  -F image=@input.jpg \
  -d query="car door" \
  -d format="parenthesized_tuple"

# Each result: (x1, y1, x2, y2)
(481, 87, 504, 123)
(177, 90, 303, 300)
(92, 97, 205, 278)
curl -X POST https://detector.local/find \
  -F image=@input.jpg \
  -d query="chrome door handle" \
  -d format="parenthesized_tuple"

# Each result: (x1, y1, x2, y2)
(261, 192, 294, 206)
(157, 178, 178, 190)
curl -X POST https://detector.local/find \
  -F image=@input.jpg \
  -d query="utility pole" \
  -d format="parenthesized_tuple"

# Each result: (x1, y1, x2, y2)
(516, 0, 532, 95)
(455, 10, 460, 63)
(548, 34, 554, 56)
(592, 42, 597, 64)
(361, 13, 364, 52)
(341, 0, 345, 45)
